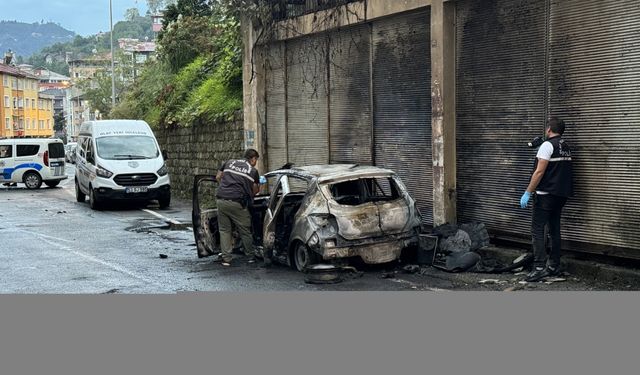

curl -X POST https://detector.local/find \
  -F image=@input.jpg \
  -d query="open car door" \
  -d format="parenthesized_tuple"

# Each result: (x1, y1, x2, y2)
(262, 174, 291, 252)
(192, 175, 219, 258)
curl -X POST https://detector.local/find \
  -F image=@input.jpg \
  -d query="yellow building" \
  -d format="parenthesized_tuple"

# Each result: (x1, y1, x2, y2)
(1, 63, 54, 139)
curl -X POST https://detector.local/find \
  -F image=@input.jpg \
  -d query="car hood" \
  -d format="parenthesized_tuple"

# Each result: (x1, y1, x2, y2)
(98, 158, 164, 174)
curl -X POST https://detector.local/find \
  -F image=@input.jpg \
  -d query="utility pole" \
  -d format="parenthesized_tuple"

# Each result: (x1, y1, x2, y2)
(110, 0, 116, 108)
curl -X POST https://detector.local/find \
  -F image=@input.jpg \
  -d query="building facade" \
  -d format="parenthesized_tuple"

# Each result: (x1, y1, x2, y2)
(1, 63, 54, 139)
(243, 0, 640, 260)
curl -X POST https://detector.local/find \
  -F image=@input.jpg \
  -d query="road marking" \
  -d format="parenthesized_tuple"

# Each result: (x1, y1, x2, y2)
(142, 209, 183, 225)
(19, 229, 163, 288)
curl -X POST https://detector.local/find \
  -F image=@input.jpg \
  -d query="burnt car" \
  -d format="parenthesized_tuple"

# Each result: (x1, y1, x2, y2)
(193, 165, 422, 271)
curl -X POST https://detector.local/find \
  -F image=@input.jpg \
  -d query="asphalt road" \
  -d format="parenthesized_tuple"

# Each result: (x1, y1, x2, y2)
(0, 165, 625, 293)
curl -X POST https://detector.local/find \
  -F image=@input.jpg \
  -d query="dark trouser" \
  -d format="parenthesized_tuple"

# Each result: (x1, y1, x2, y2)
(532, 194, 568, 268)
(217, 199, 255, 262)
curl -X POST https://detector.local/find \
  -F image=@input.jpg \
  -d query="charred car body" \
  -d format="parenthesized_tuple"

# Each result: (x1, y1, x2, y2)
(193, 165, 422, 271)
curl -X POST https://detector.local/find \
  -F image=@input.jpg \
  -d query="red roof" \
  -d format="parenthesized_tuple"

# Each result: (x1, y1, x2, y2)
(0, 63, 26, 77)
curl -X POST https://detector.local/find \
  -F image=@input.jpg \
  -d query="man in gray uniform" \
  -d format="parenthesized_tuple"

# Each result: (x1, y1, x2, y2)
(216, 149, 261, 266)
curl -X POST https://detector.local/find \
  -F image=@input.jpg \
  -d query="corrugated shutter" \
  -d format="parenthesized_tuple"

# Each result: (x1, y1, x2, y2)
(548, 0, 640, 257)
(456, 0, 547, 236)
(372, 10, 433, 225)
(265, 42, 287, 172)
(286, 35, 329, 166)
(329, 24, 373, 165)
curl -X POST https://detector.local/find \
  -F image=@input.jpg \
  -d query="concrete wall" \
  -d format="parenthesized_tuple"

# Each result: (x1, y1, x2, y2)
(154, 113, 244, 200)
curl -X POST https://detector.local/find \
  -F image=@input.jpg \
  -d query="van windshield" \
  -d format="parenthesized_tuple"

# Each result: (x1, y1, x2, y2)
(96, 136, 159, 160)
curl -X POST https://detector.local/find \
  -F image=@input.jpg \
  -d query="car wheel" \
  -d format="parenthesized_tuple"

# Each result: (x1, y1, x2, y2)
(293, 242, 319, 272)
(45, 181, 60, 188)
(75, 179, 86, 202)
(23, 172, 42, 189)
(89, 186, 101, 210)
(158, 194, 171, 209)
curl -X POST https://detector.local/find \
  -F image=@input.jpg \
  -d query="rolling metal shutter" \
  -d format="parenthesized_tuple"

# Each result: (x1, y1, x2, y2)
(372, 10, 433, 225)
(286, 35, 330, 166)
(328, 24, 373, 165)
(456, 0, 548, 237)
(548, 0, 640, 257)
(265, 42, 287, 172)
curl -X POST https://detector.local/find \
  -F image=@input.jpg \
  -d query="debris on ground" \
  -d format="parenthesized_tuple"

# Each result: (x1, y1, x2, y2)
(544, 278, 566, 284)
(403, 265, 420, 274)
(380, 271, 396, 279)
(479, 279, 502, 284)
(159, 254, 168, 259)
(439, 229, 472, 254)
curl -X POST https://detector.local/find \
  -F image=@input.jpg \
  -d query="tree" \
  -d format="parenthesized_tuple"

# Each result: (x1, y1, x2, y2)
(79, 75, 125, 118)
(53, 112, 66, 132)
(158, 16, 220, 72)
(125, 8, 141, 22)
(147, 0, 176, 14)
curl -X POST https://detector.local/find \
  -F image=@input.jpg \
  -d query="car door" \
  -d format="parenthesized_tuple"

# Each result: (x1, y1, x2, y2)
(0, 143, 15, 182)
(13, 143, 41, 181)
(262, 174, 291, 251)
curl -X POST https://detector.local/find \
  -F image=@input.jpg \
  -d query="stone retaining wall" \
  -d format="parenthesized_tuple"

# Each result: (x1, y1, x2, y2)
(154, 114, 244, 200)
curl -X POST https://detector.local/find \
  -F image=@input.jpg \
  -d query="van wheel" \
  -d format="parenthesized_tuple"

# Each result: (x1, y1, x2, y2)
(23, 172, 42, 189)
(75, 179, 85, 202)
(293, 242, 319, 272)
(89, 187, 101, 210)
(45, 181, 60, 188)
(158, 195, 171, 209)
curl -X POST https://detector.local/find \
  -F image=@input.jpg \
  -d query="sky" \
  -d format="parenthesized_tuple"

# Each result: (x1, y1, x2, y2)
(0, 0, 149, 36)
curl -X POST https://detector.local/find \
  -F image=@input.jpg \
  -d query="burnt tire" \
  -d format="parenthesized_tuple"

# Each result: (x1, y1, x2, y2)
(23, 172, 42, 189)
(44, 181, 60, 188)
(75, 179, 85, 203)
(89, 187, 101, 210)
(293, 242, 319, 272)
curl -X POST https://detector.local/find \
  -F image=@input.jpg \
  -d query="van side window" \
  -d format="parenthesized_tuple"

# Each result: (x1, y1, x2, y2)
(0, 145, 12, 158)
(78, 138, 86, 159)
(17, 145, 40, 157)
(86, 140, 95, 165)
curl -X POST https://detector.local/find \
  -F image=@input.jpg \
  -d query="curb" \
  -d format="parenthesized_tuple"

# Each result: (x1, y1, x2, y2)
(478, 246, 640, 287)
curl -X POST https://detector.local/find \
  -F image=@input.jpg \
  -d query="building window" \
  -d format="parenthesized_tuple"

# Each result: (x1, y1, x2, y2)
(3, 96, 8, 108)
(11, 78, 17, 89)
(38, 99, 43, 110)
(4, 118, 9, 130)
(2, 75, 8, 87)
(26, 118, 30, 129)
(13, 97, 17, 108)
(18, 98, 23, 108)
(39, 120, 44, 129)
(32, 99, 35, 109)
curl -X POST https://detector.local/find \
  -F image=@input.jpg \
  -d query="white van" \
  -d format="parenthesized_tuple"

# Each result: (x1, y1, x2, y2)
(75, 120, 171, 210)
(0, 138, 67, 189)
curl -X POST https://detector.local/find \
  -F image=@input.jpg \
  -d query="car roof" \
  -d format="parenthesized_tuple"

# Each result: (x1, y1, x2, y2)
(0, 138, 62, 144)
(267, 164, 397, 183)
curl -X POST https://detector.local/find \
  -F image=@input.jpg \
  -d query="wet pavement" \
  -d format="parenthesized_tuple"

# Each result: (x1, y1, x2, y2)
(0, 166, 635, 293)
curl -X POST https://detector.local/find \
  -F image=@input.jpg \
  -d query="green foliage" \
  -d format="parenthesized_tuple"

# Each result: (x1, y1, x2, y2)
(113, 2, 243, 128)
(26, 15, 153, 76)
(53, 112, 66, 132)
(157, 16, 219, 73)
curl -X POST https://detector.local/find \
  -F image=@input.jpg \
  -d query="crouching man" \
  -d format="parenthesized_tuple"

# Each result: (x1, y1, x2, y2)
(216, 149, 261, 267)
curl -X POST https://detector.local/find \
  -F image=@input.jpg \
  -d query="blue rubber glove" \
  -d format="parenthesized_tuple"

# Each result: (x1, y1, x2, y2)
(520, 191, 531, 208)
(259, 176, 267, 185)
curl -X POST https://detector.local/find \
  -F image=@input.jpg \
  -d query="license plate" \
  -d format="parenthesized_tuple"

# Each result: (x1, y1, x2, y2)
(53, 166, 64, 176)
(126, 186, 149, 194)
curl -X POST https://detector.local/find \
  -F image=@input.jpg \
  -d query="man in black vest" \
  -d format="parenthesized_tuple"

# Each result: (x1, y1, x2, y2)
(520, 117, 574, 282)
(216, 149, 261, 266)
